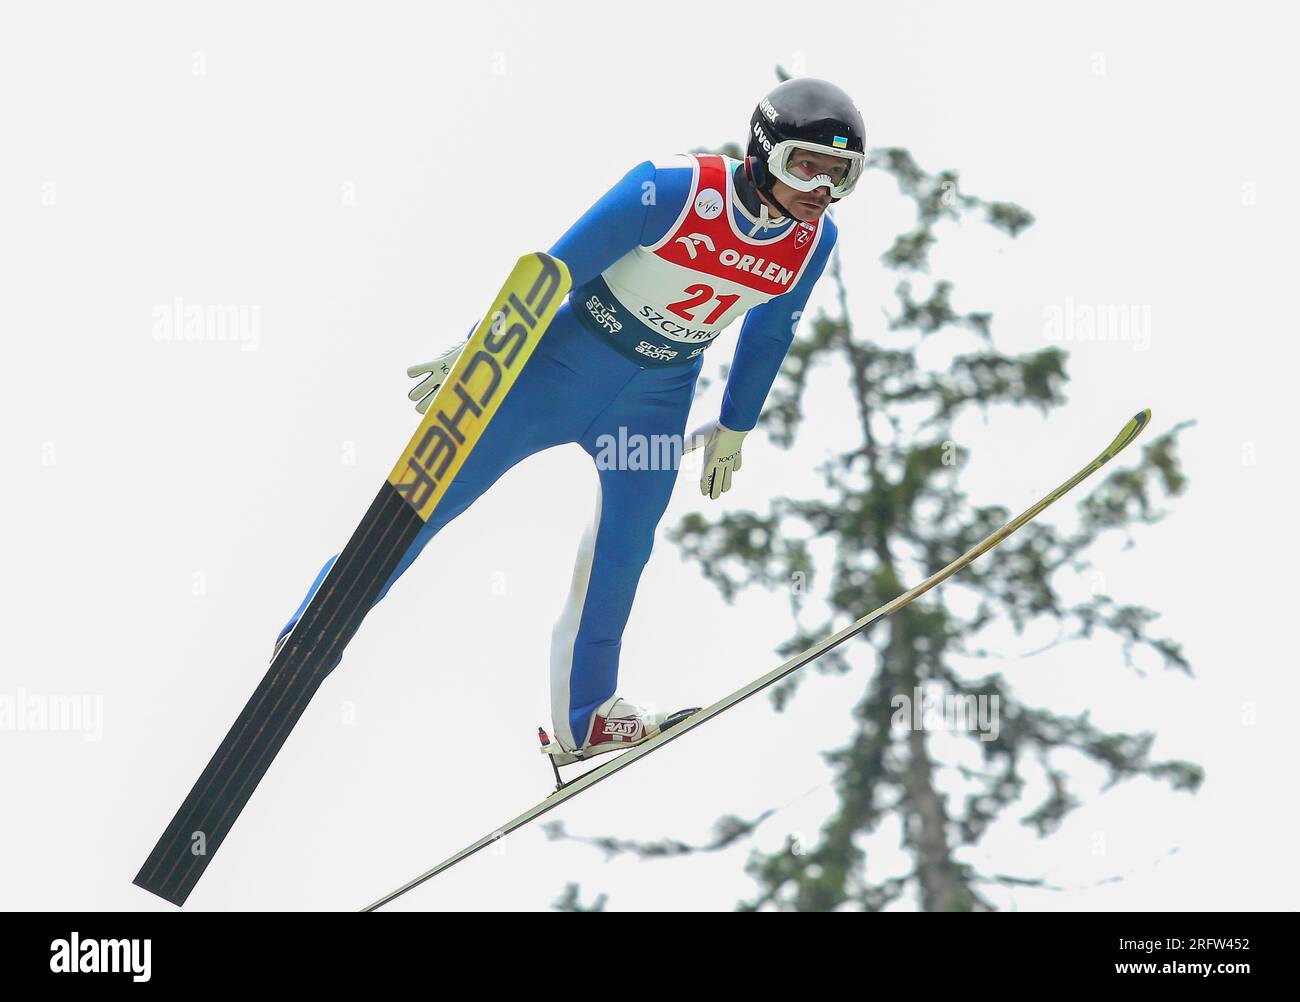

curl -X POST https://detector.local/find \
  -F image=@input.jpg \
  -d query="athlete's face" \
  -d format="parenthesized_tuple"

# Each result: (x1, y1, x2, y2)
(762, 148, 848, 221)
(767, 178, 831, 221)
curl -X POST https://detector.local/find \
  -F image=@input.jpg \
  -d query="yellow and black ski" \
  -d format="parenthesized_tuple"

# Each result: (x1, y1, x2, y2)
(134, 252, 570, 906)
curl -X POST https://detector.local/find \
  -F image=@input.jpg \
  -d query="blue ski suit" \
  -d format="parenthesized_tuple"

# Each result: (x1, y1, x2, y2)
(281, 153, 838, 748)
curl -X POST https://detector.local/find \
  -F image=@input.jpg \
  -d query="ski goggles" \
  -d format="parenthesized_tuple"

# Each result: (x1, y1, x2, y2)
(766, 140, 865, 199)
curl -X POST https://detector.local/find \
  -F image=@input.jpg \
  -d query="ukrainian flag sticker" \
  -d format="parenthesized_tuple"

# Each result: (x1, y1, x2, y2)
(832, 136, 848, 148)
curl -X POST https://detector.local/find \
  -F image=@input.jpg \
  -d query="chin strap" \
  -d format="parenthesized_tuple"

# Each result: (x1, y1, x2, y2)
(740, 156, 790, 236)
(747, 203, 774, 237)
(765, 189, 799, 224)
(742, 154, 830, 230)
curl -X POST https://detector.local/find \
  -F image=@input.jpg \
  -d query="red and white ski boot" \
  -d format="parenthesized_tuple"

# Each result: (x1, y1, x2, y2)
(540, 696, 699, 770)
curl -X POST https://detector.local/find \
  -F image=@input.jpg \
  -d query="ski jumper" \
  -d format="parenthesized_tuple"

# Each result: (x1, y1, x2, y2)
(280, 153, 838, 748)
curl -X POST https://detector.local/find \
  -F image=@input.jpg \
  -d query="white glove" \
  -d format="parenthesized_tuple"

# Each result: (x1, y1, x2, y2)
(688, 420, 749, 499)
(406, 339, 468, 414)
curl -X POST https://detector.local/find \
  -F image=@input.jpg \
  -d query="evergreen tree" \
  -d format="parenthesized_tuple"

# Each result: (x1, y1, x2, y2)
(555, 74, 1200, 911)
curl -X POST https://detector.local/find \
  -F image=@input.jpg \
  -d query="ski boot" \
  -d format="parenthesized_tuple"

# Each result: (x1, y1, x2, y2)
(539, 695, 700, 775)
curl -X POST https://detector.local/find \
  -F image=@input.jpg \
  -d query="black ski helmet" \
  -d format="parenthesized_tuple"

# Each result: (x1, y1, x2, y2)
(746, 78, 867, 219)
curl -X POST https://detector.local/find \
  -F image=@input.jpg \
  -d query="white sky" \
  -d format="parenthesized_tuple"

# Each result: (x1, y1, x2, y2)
(1, 0, 1296, 911)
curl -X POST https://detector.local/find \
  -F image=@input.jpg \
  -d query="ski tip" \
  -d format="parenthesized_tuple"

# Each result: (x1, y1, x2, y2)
(1129, 408, 1153, 443)
(1100, 408, 1152, 463)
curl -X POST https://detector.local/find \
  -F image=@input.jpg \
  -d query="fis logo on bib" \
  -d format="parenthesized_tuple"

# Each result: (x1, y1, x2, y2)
(694, 188, 723, 220)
